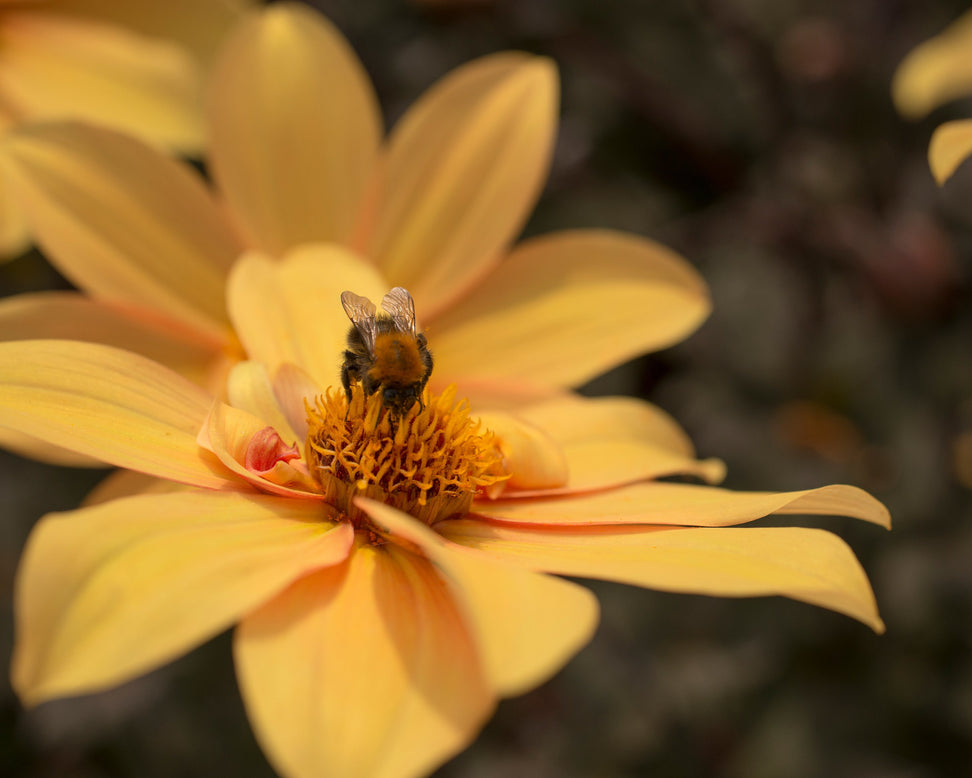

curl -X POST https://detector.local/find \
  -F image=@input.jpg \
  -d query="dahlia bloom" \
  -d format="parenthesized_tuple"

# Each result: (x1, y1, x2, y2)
(0, 0, 250, 256)
(1, 301, 887, 777)
(893, 9, 972, 183)
(0, 2, 708, 468)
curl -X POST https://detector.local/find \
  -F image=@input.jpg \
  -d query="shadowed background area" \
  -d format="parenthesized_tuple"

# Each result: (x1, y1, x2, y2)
(2, 0, 970, 775)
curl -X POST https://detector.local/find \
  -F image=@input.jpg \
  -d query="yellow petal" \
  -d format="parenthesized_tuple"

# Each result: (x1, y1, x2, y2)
(892, 9, 972, 118)
(440, 520, 884, 632)
(226, 246, 386, 388)
(56, 0, 255, 67)
(0, 11, 204, 151)
(13, 489, 352, 705)
(0, 340, 229, 488)
(430, 230, 710, 387)
(4, 122, 243, 340)
(235, 539, 494, 778)
(472, 482, 890, 528)
(368, 52, 558, 316)
(0, 291, 220, 386)
(207, 3, 381, 253)
(519, 394, 697, 455)
(82, 469, 187, 507)
(272, 362, 320, 442)
(928, 118, 972, 185)
(0, 161, 31, 260)
(475, 411, 568, 491)
(227, 361, 299, 443)
(0, 427, 103, 467)
(360, 499, 600, 697)
(510, 395, 724, 493)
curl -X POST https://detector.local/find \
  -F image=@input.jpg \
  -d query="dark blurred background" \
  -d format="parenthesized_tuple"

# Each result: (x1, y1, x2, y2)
(3, 0, 971, 775)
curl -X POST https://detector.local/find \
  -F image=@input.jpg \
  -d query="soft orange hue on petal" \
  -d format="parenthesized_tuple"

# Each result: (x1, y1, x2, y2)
(0, 163, 30, 259)
(272, 362, 320, 442)
(360, 499, 600, 697)
(440, 520, 884, 632)
(519, 394, 697, 455)
(368, 53, 558, 316)
(226, 246, 386, 388)
(82, 469, 188, 508)
(56, 0, 255, 67)
(13, 490, 352, 705)
(0, 340, 230, 488)
(0, 427, 103, 467)
(928, 118, 972, 184)
(200, 402, 319, 498)
(471, 482, 890, 528)
(227, 361, 299, 442)
(0, 11, 204, 151)
(208, 2, 381, 253)
(507, 395, 724, 494)
(430, 230, 710, 387)
(4, 123, 243, 340)
(235, 539, 494, 778)
(476, 411, 568, 491)
(892, 9, 972, 118)
(0, 291, 219, 386)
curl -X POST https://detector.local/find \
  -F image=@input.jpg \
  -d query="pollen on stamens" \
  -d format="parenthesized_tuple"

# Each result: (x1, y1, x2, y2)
(304, 385, 508, 527)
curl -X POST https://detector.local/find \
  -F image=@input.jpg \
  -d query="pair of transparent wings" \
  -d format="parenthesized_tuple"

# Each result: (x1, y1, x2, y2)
(341, 287, 417, 355)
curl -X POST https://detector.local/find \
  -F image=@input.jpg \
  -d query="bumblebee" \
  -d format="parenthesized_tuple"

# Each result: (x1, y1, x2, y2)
(340, 287, 434, 419)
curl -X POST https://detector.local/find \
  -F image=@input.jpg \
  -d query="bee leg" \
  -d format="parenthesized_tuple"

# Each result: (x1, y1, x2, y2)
(340, 358, 357, 421)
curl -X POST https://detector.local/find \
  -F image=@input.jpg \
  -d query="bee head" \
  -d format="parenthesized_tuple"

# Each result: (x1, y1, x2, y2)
(382, 385, 422, 419)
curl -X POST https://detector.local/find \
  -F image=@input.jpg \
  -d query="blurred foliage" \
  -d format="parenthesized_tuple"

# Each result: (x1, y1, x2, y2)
(2, 0, 971, 776)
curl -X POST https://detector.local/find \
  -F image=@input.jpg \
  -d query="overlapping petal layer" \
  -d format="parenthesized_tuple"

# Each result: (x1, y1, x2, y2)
(440, 520, 884, 632)
(207, 2, 381, 253)
(0, 340, 228, 487)
(236, 540, 494, 778)
(4, 123, 243, 340)
(430, 230, 710, 388)
(368, 52, 558, 316)
(14, 490, 351, 705)
(472, 482, 890, 528)
(0, 11, 203, 151)
(361, 499, 600, 696)
(227, 247, 386, 389)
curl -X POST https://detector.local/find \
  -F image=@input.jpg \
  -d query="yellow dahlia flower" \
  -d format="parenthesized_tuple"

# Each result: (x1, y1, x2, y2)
(893, 9, 972, 184)
(0, 2, 708, 464)
(1, 314, 887, 777)
(0, 0, 251, 256)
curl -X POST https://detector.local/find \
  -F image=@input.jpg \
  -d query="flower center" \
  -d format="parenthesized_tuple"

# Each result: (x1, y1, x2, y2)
(304, 385, 508, 527)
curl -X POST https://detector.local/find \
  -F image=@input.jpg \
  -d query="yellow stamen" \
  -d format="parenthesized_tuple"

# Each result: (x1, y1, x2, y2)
(305, 385, 508, 527)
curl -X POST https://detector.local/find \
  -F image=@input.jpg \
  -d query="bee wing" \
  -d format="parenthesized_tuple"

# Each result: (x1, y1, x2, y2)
(341, 290, 378, 354)
(380, 286, 417, 335)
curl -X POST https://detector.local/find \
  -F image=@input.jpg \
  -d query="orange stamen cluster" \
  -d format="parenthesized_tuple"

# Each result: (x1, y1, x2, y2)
(304, 385, 508, 527)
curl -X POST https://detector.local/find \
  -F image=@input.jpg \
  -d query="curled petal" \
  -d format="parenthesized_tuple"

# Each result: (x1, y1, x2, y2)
(476, 411, 568, 493)
(235, 539, 494, 778)
(227, 360, 299, 443)
(199, 402, 320, 498)
(430, 230, 710, 388)
(14, 490, 352, 705)
(360, 499, 599, 697)
(440, 520, 885, 633)
(929, 118, 972, 185)
(369, 52, 558, 316)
